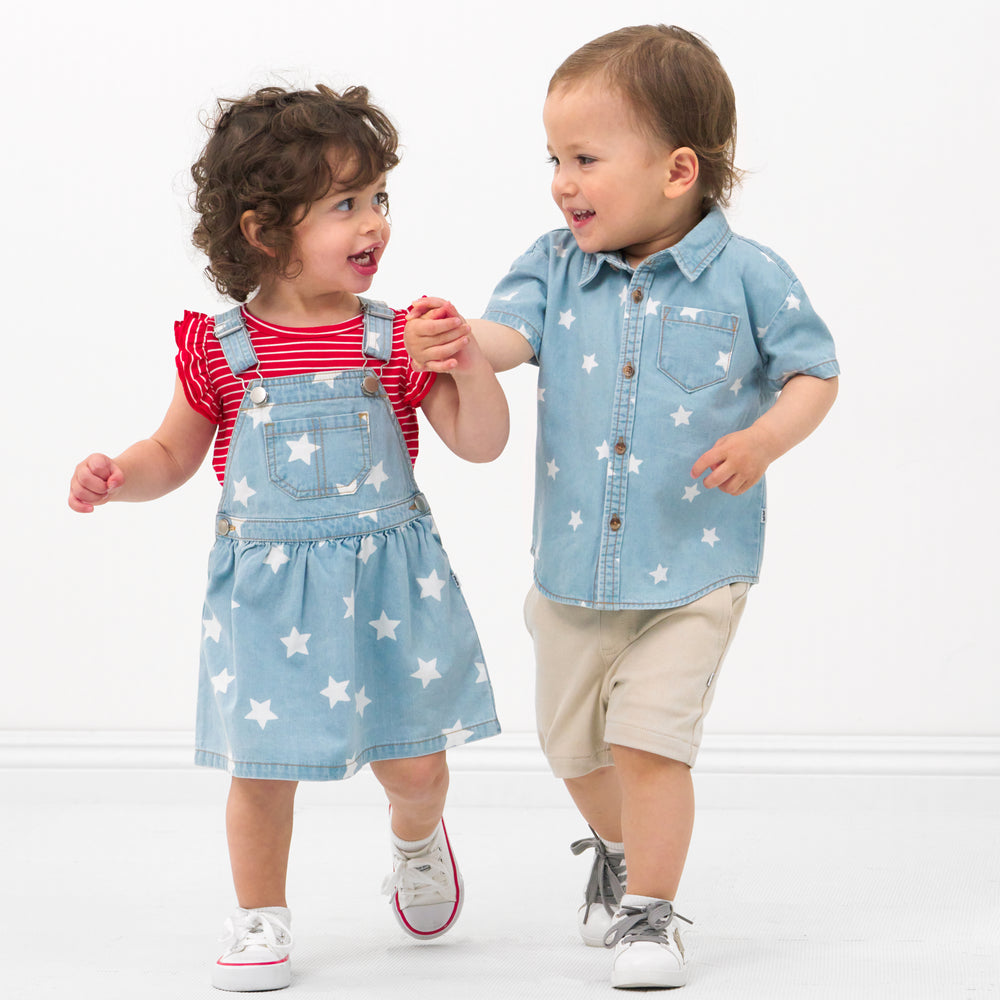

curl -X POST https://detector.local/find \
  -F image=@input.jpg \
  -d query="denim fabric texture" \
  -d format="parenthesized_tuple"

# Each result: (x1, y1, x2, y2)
(483, 207, 839, 610)
(195, 299, 500, 779)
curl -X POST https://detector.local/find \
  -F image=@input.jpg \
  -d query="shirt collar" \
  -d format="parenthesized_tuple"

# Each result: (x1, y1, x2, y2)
(579, 205, 732, 285)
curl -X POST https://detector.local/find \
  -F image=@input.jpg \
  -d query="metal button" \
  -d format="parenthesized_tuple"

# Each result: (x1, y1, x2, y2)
(631, 288, 643, 303)
(250, 385, 268, 405)
(615, 438, 627, 456)
(622, 363, 635, 379)
(217, 517, 231, 535)
(609, 515, 622, 531)
(362, 375, 380, 395)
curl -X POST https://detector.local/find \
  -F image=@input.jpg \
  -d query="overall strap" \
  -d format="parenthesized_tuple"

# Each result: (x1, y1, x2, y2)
(212, 306, 259, 376)
(358, 297, 395, 363)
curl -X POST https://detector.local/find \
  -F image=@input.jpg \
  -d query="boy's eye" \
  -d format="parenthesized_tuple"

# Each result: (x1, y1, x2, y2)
(546, 155, 560, 166)
(577, 155, 596, 166)
(334, 197, 355, 212)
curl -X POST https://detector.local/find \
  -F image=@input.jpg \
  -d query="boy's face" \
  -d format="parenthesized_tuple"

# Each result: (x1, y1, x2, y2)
(543, 80, 692, 266)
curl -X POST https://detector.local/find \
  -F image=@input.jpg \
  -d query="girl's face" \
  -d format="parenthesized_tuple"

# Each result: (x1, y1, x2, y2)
(288, 157, 391, 302)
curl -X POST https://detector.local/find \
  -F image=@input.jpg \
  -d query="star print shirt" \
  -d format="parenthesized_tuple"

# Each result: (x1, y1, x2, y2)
(482, 206, 839, 610)
(174, 306, 435, 483)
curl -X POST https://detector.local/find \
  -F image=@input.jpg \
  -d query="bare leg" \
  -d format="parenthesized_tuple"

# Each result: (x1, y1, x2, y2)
(563, 765, 624, 843)
(611, 745, 693, 901)
(370, 751, 449, 840)
(226, 777, 298, 909)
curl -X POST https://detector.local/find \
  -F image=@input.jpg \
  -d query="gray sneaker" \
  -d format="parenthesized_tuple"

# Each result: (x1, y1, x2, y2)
(606, 896, 693, 989)
(570, 826, 627, 946)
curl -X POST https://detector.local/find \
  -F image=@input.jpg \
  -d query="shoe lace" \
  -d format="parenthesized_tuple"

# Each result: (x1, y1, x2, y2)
(220, 910, 293, 958)
(381, 844, 454, 906)
(603, 900, 693, 948)
(570, 825, 627, 923)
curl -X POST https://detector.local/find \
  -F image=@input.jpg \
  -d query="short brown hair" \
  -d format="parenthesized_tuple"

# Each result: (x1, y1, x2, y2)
(549, 25, 742, 209)
(191, 84, 399, 302)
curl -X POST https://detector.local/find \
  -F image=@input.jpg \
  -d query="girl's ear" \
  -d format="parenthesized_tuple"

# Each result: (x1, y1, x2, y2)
(663, 147, 700, 200)
(240, 210, 275, 256)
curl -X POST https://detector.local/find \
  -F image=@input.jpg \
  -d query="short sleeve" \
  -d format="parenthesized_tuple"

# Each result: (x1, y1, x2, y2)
(404, 364, 437, 408)
(481, 236, 553, 362)
(174, 310, 222, 424)
(754, 279, 840, 392)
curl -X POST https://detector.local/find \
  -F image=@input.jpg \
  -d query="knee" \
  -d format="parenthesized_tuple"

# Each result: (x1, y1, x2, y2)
(373, 753, 449, 801)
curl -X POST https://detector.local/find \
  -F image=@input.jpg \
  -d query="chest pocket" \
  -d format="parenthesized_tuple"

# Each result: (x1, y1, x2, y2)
(657, 305, 739, 393)
(264, 413, 373, 499)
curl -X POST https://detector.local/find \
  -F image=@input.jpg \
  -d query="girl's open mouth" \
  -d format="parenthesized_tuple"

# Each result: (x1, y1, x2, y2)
(348, 247, 380, 273)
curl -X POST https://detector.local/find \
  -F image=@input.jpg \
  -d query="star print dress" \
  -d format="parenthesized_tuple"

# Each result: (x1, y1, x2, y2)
(193, 299, 500, 780)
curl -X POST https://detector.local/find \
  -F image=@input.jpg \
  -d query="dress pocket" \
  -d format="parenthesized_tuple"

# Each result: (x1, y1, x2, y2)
(657, 305, 739, 393)
(264, 413, 373, 499)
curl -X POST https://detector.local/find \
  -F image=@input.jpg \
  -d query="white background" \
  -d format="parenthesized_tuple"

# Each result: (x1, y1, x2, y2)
(6, 0, 997, 742)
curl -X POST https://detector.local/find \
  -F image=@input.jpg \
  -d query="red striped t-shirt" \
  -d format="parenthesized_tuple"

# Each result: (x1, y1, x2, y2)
(174, 306, 435, 484)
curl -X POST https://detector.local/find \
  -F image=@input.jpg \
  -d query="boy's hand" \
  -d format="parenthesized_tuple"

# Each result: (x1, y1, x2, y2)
(691, 426, 777, 497)
(405, 296, 472, 373)
(69, 453, 125, 513)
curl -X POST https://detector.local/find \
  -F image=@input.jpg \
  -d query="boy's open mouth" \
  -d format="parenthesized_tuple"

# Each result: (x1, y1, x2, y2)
(571, 210, 595, 226)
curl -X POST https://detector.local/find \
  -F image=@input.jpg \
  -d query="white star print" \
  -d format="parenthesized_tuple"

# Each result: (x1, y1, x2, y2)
(537, 386, 546, 402)
(649, 564, 669, 584)
(336, 479, 359, 494)
(569, 511, 583, 531)
(756, 326, 769, 338)
(203, 615, 222, 643)
(683, 483, 701, 503)
(547, 459, 560, 479)
(360, 509, 378, 522)
(247, 404, 274, 428)
(619, 285, 628, 306)
(227, 518, 246, 538)
(343, 590, 355, 618)
(702, 528, 720, 547)
(232, 477, 256, 507)
(321, 677, 350, 707)
(559, 309, 576, 329)
(417, 569, 447, 601)
(628, 454, 643, 474)
(313, 372, 338, 389)
(358, 536, 377, 564)
(411, 658, 442, 688)
(245, 699, 277, 730)
(645, 298, 661, 316)
(365, 461, 389, 492)
(442, 720, 474, 748)
(671, 406, 693, 427)
(730, 377, 744, 395)
(496, 289, 518, 301)
(286, 433, 320, 465)
(211, 669, 235, 694)
(760, 251, 775, 264)
(596, 440, 611, 460)
(342, 754, 360, 778)
(355, 687, 372, 717)
(264, 545, 290, 573)
(369, 610, 401, 641)
(582, 354, 598, 374)
(785, 293, 801, 311)
(554, 241, 570, 258)
(716, 351, 732, 373)
(475, 662, 487, 683)
(280, 626, 310, 658)
(680, 307, 701, 320)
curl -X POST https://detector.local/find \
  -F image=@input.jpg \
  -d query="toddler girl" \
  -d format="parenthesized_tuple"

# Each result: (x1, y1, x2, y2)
(68, 84, 507, 992)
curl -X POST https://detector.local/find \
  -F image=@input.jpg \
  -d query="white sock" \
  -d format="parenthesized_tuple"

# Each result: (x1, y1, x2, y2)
(392, 822, 440, 855)
(621, 893, 671, 907)
(601, 835, 625, 854)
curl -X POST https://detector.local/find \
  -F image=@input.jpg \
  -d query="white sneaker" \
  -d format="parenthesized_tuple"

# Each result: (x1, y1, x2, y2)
(212, 907, 293, 992)
(570, 827, 627, 947)
(382, 819, 464, 939)
(606, 896, 692, 990)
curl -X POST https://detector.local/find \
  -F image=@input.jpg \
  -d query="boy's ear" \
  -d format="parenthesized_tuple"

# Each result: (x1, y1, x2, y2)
(663, 147, 700, 200)
(240, 210, 276, 256)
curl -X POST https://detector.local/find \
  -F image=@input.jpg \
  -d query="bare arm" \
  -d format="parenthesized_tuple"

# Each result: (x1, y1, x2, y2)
(690, 374, 839, 496)
(68, 377, 217, 512)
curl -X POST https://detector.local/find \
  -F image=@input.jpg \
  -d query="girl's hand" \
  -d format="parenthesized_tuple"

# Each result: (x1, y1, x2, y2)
(405, 296, 471, 373)
(69, 453, 125, 513)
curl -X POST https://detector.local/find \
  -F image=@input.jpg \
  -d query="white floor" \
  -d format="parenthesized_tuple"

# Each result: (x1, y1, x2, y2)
(4, 771, 998, 999)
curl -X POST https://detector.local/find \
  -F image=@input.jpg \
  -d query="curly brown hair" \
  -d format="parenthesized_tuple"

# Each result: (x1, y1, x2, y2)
(191, 84, 399, 302)
(549, 26, 742, 211)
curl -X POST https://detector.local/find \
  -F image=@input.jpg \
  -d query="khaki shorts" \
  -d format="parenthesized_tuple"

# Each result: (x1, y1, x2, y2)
(525, 583, 748, 777)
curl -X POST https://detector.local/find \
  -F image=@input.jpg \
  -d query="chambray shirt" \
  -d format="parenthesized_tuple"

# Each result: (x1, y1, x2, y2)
(483, 206, 839, 610)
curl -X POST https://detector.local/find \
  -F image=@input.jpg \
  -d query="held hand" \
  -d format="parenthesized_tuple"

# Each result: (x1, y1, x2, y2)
(68, 453, 125, 513)
(405, 296, 471, 373)
(691, 426, 777, 497)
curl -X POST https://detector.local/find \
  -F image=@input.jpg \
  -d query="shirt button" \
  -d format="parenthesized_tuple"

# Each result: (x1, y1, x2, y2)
(609, 515, 622, 531)
(622, 363, 635, 379)
(631, 288, 644, 303)
(615, 438, 627, 455)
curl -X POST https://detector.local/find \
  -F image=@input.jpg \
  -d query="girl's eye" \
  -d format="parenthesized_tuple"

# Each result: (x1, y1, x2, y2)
(334, 197, 355, 212)
(577, 155, 596, 166)
(546, 155, 560, 166)
(374, 191, 390, 214)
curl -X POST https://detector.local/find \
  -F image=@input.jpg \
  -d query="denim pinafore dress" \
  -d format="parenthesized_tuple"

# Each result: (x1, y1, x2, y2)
(194, 299, 500, 780)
